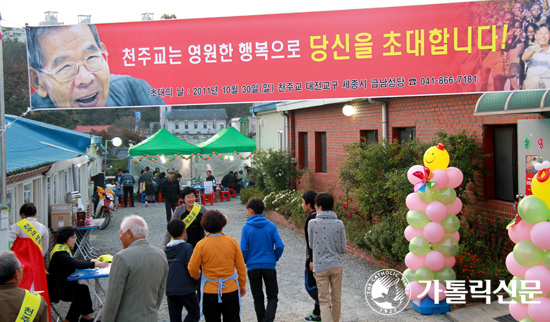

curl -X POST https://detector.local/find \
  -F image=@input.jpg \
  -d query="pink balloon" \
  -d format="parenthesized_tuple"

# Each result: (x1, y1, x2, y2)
(449, 232, 460, 243)
(431, 170, 449, 189)
(506, 252, 529, 278)
(408, 165, 426, 185)
(509, 220, 534, 244)
(509, 300, 529, 321)
(405, 226, 423, 242)
(425, 251, 445, 271)
(426, 201, 447, 222)
(447, 198, 463, 215)
(446, 167, 463, 188)
(405, 281, 428, 301)
(526, 265, 550, 293)
(528, 296, 550, 322)
(444, 256, 456, 268)
(424, 222, 445, 243)
(531, 222, 550, 250)
(406, 193, 427, 212)
(427, 282, 447, 302)
(405, 252, 425, 271)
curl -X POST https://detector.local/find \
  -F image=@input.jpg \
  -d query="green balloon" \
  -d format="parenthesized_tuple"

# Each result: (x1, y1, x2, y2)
(402, 269, 415, 285)
(513, 241, 544, 267)
(418, 186, 439, 204)
(441, 215, 460, 234)
(520, 318, 535, 322)
(415, 267, 435, 285)
(518, 195, 550, 224)
(433, 236, 458, 257)
(406, 210, 430, 229)
(544, 251, 550, 270)
(434, 266, 456, 284)
(508, 277, 543, 303)
(437, 187, 457, 205)
(409, 236, 431, 257)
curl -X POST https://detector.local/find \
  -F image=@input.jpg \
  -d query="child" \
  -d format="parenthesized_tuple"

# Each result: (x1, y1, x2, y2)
(240, 198, 285, 322)
(165, 218, 200, 322)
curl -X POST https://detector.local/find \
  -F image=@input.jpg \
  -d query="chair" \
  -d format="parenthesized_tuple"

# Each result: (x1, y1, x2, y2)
(50, 301, 64, 322)
(219, 190, 231, 202)
(227, 188, 236, 198)
(201, 192, 215, 206)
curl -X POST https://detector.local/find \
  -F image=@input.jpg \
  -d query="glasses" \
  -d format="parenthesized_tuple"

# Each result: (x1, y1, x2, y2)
(38, 51, 108, 82)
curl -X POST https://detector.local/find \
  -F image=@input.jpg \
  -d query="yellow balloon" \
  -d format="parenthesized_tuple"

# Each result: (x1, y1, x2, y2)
(532, 169, 550, 209)
(423, 143, 450, 172)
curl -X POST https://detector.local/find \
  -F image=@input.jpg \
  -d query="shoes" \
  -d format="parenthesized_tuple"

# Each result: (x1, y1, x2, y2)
(304, 313, 321, 322)
(130, 205, 135, 207)
(145, 201, 148, 207)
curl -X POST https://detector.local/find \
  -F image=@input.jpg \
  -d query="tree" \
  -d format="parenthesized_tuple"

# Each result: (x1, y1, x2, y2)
(3, 38, 29, 116)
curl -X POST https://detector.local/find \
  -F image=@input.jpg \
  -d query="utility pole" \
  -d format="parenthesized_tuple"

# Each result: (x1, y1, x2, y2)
(0, 12, 7, 203)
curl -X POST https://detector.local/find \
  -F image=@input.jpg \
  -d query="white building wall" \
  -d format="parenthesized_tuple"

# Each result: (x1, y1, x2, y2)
(256, 110, 285, 151)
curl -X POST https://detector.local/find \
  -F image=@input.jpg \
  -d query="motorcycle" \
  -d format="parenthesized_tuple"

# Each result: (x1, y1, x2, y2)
(94, 186, 114, 230)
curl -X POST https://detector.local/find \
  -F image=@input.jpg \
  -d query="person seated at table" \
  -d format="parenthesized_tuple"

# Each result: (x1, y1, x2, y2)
(187, 210, 247, 322)
(220, 171, 233, 189)
(48, 227, 109, 322)
(228, 172, 242, 194)
(163, 186, 207, 249)
(205, 170, 217, 192)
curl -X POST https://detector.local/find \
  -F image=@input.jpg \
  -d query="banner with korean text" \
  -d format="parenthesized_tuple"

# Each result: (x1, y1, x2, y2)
(27, 0, 531, 110)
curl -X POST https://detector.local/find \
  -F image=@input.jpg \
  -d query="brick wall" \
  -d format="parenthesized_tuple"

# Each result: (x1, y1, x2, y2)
(290, 94, 545, 223)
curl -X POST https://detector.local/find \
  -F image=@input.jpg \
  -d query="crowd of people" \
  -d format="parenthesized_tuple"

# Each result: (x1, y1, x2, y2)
(0, 188, 347, 322)
(473, 1, 550, 90)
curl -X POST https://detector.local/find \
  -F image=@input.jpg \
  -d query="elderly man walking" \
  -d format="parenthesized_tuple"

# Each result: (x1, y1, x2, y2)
(103, 215, 168, 322)
(0, 251, 48, 322)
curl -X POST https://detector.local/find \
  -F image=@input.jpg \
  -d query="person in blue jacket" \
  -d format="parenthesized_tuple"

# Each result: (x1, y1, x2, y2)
(240, 198, 285, 322)
(164, 218, 200, 322)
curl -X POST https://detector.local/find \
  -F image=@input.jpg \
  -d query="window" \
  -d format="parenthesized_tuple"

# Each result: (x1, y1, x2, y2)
(203, 121, 207, 129)
(185, 121, 189, 129)
(220, 123, 225, 129)
(489, 125, 518, 202)
(299, 132, 308, 169)
(360, 130, 378, 144)
(23, 183, 32, 203)
(194, 121, 198, 129)
(394, 127, 416, 142)
(315, 132, 327, 173)
(175, 121, 179, 130)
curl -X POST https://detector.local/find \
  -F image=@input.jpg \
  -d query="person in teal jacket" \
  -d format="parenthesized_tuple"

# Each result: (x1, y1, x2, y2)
(240, 198, 284, 322)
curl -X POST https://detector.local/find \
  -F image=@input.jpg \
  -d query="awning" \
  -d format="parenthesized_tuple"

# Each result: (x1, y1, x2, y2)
(475, 90, 550, 115)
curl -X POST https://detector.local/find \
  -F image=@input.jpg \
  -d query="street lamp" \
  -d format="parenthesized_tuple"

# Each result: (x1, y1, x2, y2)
(103, 137, 122, 172)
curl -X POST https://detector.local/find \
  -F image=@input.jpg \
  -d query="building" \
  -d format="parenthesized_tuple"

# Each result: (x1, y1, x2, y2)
(250, 102, 285, 151)
(73, 125, 112, 133)
(230, 117, 252, 137)
(1, 27, 26, 43)
(141, 13, 154, 21)
(38, 11, 63, 26)
(161, 107, 228, 140)
(0, 116, 102, 251)
(279, 93, 549, 224)
(78, 15, 91, 24)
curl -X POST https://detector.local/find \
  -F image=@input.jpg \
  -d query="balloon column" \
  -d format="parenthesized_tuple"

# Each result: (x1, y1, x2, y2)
(404, 143, 464, 306)
(507, 161, 550, 322)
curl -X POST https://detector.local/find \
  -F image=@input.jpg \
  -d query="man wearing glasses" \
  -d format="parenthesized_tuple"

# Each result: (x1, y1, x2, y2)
(27, 24, 165, 109)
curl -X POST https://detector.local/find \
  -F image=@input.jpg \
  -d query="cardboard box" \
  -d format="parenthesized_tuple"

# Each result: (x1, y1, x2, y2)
(50, 204, 72, 228)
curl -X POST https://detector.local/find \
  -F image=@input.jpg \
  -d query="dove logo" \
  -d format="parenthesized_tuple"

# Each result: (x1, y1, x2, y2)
(365, 269, 410, 315)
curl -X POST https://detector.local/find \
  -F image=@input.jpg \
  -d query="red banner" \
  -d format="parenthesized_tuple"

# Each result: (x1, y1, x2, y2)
(27, 0, 539, 109)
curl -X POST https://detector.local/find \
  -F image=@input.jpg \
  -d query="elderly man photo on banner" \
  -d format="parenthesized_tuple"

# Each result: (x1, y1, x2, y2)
(26, 24, 166, 109)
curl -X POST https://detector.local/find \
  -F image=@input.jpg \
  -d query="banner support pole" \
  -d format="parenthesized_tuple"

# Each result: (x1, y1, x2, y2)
(0, 13, 7, 204)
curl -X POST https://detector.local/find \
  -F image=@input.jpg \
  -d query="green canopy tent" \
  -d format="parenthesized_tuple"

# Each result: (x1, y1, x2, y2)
(196, 126, 256, 154)
(129, 128, 200, 157)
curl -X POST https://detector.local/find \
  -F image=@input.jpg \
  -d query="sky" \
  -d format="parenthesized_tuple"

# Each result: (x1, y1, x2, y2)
(0, 0, 482, 28)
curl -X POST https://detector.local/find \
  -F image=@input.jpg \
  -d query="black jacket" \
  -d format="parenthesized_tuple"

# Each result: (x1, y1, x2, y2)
(304, 211, 317, 269)
(47, 250, 95, 302)
(221, 174, 231, 187)
(164, 240, 198, 296)
(159, 178, 180, 203)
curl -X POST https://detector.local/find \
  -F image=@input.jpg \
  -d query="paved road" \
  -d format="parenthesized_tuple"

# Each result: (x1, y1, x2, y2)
(80, 197, 452, 322)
